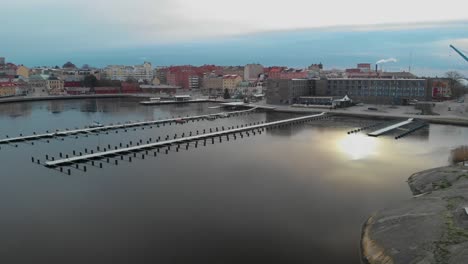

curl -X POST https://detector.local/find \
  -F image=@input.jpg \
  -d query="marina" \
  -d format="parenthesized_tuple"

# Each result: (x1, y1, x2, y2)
(140, 98, 218, 105)
(0, 107, 259, 145)
(43, 112, 327, 168)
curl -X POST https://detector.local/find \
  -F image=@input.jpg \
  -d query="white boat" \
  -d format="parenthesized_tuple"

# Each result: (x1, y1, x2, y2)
(89, 121, 104, 128)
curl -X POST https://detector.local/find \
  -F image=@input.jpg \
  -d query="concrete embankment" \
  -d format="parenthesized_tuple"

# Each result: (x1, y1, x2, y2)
(272, 107, 468, 127)
(361, 165, 468, 264)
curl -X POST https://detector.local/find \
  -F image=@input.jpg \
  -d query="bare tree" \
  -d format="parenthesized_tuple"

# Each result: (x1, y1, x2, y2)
(445, 71, 466, 99)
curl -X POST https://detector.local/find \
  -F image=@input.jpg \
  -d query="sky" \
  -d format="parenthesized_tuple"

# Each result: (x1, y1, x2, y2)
(1, 0, 468, 76)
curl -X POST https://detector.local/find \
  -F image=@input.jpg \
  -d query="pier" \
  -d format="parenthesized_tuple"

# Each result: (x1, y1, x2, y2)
(139, 99, 218, 105)
(367, 118, 414, 137)
(44, 112, 327, 168)
(0, 107, 258, 145)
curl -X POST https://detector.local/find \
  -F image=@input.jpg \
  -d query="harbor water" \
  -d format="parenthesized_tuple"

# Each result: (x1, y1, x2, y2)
(0, 98, 467, 263)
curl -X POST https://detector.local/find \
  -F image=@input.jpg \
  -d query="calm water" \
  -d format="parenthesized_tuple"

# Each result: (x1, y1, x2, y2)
(0, 98, 467, 264)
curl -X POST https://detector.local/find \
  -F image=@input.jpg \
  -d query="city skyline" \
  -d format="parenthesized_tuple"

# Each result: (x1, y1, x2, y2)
(1, 0, 468, 76)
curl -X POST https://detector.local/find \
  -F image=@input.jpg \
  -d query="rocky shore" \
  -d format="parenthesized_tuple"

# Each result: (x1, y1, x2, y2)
(361, 165, 468, 264)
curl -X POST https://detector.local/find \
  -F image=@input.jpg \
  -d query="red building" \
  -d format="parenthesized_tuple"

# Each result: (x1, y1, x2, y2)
(165, 65, 226, 89)
(64, 81, 82, 88)
(431, 79, 451, 99)
(65, 87, 90, 95)
(166, 66, 199, 89)
(265, 67, 286, 79)
(121, 82, 142, 93)
(94, 87, 120, 94)
(345, 63, 379, 78)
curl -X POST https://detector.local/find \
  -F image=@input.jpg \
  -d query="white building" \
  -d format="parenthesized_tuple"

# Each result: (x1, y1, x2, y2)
(104, 62, 154, 81)
(189, 75, 200, 90)
(244, 64, 264, 81)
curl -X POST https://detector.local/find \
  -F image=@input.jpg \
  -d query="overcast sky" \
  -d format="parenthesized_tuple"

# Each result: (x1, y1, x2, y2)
(1, 0, 467, 76)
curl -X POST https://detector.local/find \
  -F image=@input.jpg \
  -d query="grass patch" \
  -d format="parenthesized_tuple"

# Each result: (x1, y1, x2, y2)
(433, 197, 468, 264)
(432, 179, 453, 190)
(456, 174, 468, 181)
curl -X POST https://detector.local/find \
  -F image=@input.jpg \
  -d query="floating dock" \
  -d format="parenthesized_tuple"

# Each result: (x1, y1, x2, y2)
(367, 118, 414, 137)
(0, 108, 258, 145)
(44, 112, 327, 168)
(219, 102, 276, 111)
(139, 99, 217, 105)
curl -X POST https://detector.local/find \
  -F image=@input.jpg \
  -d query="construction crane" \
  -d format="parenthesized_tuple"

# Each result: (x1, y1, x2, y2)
(450, 44, 468, 62)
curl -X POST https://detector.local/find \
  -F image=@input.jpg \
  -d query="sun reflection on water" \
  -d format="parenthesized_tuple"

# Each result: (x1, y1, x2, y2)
(337, 134, 380, 160)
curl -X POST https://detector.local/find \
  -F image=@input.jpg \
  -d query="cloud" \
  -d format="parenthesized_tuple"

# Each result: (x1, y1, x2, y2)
(2, 0, 468, 47)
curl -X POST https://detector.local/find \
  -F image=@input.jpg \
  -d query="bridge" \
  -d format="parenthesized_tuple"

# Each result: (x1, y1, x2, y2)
(44, 112, 327, 169)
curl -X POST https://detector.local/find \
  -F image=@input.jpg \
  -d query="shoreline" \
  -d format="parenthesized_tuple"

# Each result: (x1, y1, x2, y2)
(272, 107, 468, 127)
(1, 95, 467, 126)
(0, 94, 150, 104)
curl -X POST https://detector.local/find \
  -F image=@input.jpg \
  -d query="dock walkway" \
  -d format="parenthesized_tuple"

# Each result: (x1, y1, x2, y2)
(139, 99, 218, 105)
(367, 118, 414, 137)
(0, 107, 258, 145)
(45, 112, 326, 167)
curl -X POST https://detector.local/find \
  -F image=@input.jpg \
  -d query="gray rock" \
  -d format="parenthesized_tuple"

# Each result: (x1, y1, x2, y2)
(361, 165, 468, 264)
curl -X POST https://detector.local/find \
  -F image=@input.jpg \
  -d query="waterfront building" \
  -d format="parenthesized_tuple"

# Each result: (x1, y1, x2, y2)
(223, 75, 243, 94)
(140, 84, 181, 94)
(94, 87, 120, 94)
(29, 74, 49, 94)
(46, 76, 65, 95)
(0, 82, 17, 97)
(65, 87, 91, 95)
(244, 64, 264, 81)
(324, 78, 430, 104)
(121, 82, 142, 93)
(266, 79, 313, 105)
